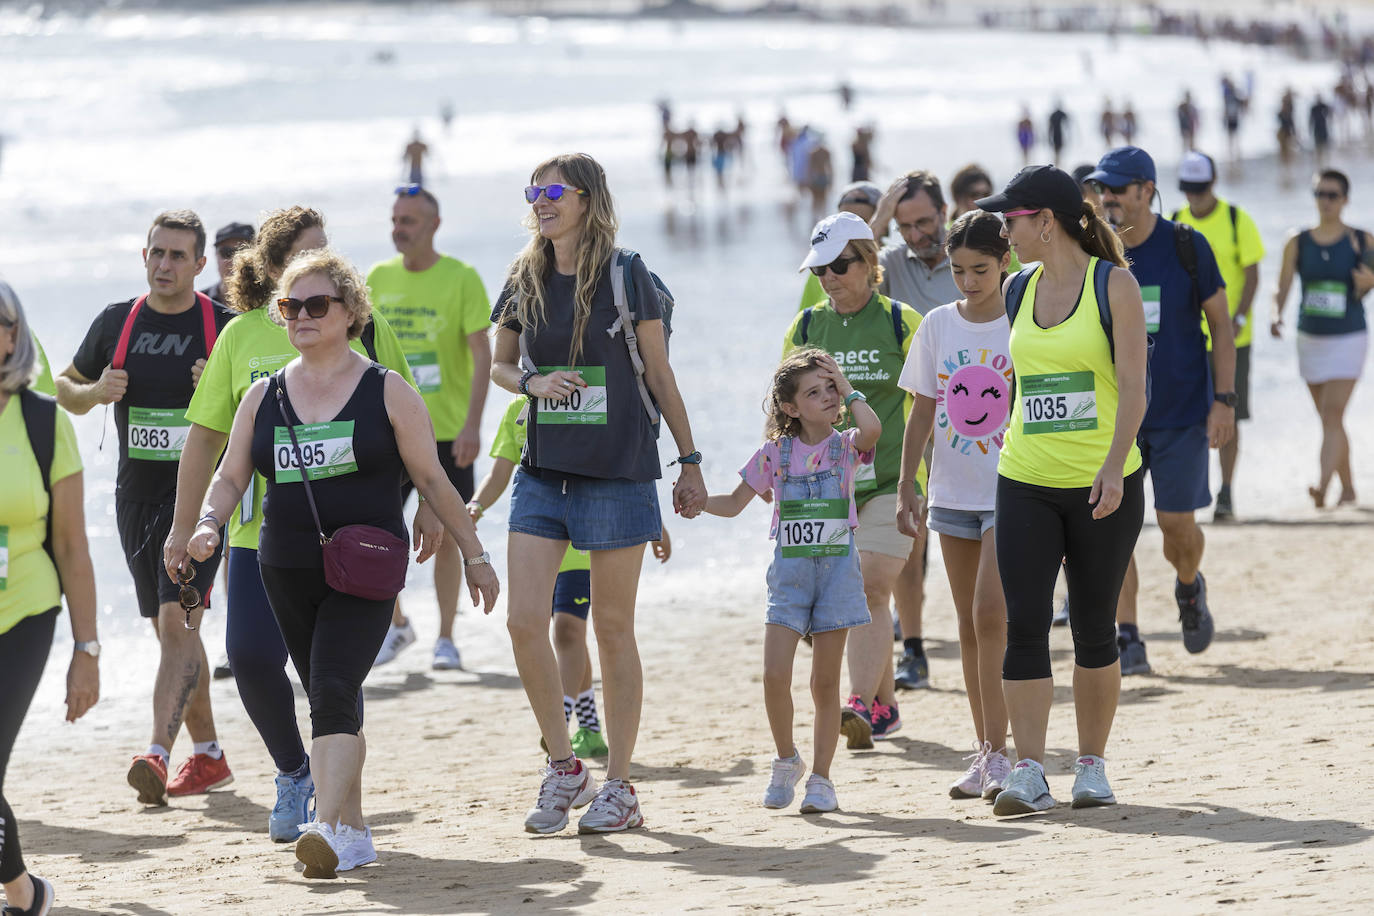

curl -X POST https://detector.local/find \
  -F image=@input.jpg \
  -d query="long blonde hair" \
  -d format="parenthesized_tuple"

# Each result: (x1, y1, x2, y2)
(501, 153, 618, 366)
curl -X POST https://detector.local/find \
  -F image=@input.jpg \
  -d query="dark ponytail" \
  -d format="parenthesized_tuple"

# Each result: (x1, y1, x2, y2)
(1056, 200, 1127, 267)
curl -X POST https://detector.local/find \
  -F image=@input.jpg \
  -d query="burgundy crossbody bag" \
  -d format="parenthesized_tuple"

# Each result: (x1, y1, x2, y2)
(275, 374, 409, 601)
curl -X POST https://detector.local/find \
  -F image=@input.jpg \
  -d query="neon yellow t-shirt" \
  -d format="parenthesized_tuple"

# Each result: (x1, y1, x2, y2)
(367, 255, 491, 441)
(185, 307, 417, 550)
(31, 335, 56, 396)
(1173, 199, 1264, 349)
(1, 395, 82, 635)
(489, 396, 589, 574)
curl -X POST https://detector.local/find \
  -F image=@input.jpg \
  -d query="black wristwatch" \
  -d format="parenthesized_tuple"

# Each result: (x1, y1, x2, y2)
(1214, 391, 1238, 408)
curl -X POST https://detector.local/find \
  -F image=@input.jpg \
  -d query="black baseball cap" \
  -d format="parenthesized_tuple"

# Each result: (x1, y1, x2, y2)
(213, 222, 255, 246)
(975, 165, 1083, 223)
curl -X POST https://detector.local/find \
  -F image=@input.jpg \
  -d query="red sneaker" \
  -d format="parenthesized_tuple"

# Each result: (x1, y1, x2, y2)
(127, 754, 168, 806)
(167, 752, 234, 797)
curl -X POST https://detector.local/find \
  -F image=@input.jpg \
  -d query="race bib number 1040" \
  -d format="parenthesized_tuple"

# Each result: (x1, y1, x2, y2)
(536, 366, 608, 425)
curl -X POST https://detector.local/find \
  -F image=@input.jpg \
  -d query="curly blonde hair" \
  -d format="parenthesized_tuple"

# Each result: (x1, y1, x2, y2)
(269, 248, 371, 340)
(227, 206, 325, 312)
(765, 347, 835, 441)
(498, 153, 618, 367)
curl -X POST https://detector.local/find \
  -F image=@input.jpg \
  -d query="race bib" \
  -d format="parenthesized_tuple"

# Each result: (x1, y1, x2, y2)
(854, 459, 877, 493)
(1140, 285, 1162, 333)
(536, 366, 608, 425)
(778, 498, 851, 558)
(1302, 281, 1348, 318)
(127, 407, 191, 461)
(406, 351, 442, 394)
(273, 421, 358, 483)
(0, 525, 8, 591)
(1021, 371, 1098, 434)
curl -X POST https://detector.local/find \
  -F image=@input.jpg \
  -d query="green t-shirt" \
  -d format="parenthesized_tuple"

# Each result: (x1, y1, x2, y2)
(490, 396, 589, 573)
(0, 395, 82, 635)
(184, 307, 416, 550)
(782, 293, 926, 505)
(31, 335, 56, 396)
(367, 255, 492, 441)
(1173, 199, 1264, 349)
(799, 273, 826, 311)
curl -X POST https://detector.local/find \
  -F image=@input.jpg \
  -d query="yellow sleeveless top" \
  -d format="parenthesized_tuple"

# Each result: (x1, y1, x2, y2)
(997, 258, 1143, 489)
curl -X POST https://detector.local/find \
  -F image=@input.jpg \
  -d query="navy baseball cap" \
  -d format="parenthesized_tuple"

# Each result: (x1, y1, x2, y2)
(214, 222, 255, 246)
(1087, 146, 1157, 187)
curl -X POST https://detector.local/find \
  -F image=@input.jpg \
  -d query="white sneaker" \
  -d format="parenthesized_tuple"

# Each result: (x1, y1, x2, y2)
(949, 741, 986, 799)
(799, 774, 839, 813)
(1070, 754, 1117, 808)
(334, 823, 377, 872)
(524, 761, 597, 834)
(981, 747, 1013, 800)
(763, 752, 806, 808)
(577, 779, 644, 834)
(295, 821, 339, 879)
(992, 760, 1056, 816)
(373, 622, 416, 667)
(431, 637, 462, 670)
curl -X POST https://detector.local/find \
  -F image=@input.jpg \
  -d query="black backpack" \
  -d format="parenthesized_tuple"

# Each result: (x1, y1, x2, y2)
(19, 388, 60, 595)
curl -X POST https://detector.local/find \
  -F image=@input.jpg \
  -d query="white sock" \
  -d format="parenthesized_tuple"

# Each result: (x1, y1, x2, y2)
(147, 744, 170, 764)
(193, 740, 223, 760)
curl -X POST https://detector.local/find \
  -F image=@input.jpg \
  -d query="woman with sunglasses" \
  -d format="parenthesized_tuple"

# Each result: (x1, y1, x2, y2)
(1, 281, 100, 916)
(163, 207, 420, 845)
(1271, 168, 1374, 508)
(185, 249, 498, 879)
(492, 153, 705, 835)
(782, 211, 924, 753)
(976, 165, 1147, 815)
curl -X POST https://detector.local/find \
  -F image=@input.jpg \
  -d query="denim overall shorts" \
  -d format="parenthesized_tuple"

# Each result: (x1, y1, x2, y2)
(764, 433, 872, 636)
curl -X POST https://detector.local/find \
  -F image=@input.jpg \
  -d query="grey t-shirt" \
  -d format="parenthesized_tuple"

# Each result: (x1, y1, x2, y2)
(878, 244, 960, 316)
(493, 256, 664, 482)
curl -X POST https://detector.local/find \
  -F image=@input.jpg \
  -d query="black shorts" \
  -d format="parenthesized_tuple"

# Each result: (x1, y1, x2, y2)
(1209, 344, 1251, 421)
(402, 441, 475, 504)
(552, 569, 591, 620)
(116, 499, 222, 618)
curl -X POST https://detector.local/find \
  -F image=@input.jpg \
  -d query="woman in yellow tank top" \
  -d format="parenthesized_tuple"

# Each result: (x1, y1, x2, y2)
(975, 166, 1148, 816)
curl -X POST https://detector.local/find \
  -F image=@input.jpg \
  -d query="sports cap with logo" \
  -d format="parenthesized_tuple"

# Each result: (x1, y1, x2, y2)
(837, 181, 882, 209)
(1178, 151, 1217, 192)
(974, 165, 1083, 224)
(214, 222, 255, 246)
(1086, 146, 1157, 187)
(798, 211, 875, 272)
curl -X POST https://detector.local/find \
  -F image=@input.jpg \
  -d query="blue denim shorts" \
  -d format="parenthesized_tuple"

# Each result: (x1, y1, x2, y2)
(1138, 423, 1210, 513)
(765, 536, 872, 636)
(510, 469, 662, 551)
(927, 506, 996, 542)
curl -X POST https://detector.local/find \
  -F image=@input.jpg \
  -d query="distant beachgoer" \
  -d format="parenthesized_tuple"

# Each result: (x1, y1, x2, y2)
(1222, 76, 1247, 162)
(1271, 168, 1373, 509)
(1047, 104, 1070, 162)
(1177, 90, 1199, 153)
(806, 140, 833, 220)
(1016, 108, 1035, 165)
(1119, 102, 1138, 145)
(711, 127, 732, 192)
(1309, 95, 1332, 167)
(838, 80, 854, 111)
(681, 123, 701, 192)
(1099, 97, 1117, 147)
(661, 125, 677, 188)
(403, 129, 429, 186)
(851, 126, 874, 183)
(1278, 89, 1298, 186)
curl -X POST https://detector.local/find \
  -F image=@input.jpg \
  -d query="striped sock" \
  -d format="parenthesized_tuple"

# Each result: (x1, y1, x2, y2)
(575, 689, 600, 733)
(563, 695, 574, 724)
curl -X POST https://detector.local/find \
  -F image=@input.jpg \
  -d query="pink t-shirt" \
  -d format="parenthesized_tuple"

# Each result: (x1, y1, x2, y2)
(739, 428, 875, 539)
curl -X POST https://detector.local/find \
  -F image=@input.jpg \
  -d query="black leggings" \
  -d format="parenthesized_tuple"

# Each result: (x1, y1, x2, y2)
(1, 608, 57, 884)
(995, 471, 1144, 680)
(258, 564, 394, 739)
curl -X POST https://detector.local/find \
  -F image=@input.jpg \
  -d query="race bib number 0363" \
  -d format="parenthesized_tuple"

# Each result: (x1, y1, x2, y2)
(273, 421, 358, 483)
(778, 498, 851, 558)
(537, 366, 608, 425)
(127, 407, 191, 461)
(1020, 371, 1098, 435)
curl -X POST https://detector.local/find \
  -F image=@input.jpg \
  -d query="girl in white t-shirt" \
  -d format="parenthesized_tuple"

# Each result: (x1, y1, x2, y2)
(896, 210, 1014, 800)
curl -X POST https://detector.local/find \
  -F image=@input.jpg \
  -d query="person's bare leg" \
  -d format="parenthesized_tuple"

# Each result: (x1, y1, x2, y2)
(310, 733, 364, 830)
(762, 624, 802, 759)
(1, 874, 35, 911)
(1002, 678, 1054, 763)
(1073, 664, 1120, 759)
(588, 544, 649, 782)
(809, 629, 848, 779)
(894, 533, 925, 643)
(1157, 510, 1204, 586)
(389, 601, 407, 628)
(1218, 427, 1239, 489)
(940, 534, 987, 744)
(1116, 556, 1139, 626)
(433, 536, 462, 642)
(506, 533, 575, 761)
(150, 600, 216, 752)
(973, 532, 1009, 748)
(1317, 379, 1359, 503)
(1307, 382, 1330, 507)
(339, 731, 365, 828)
(847, 552, 904, 702)
(552, 613, 588, 704)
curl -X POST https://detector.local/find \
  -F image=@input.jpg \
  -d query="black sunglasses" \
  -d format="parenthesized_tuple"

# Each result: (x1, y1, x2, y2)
(810, 254, 862, 278)
(1091, 179, 1142, 195)
(1314, 189, 1344, 201)
(177, 566, 200, 629)
(277, 295, 343, 320)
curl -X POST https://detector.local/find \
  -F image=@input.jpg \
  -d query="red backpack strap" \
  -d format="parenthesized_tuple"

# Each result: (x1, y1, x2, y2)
(111, 295, 147, 370)
(195, 291, 218, 355)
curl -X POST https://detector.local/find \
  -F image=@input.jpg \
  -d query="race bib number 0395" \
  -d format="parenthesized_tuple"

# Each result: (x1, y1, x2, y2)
(1020, 371, 1098, 435)
(536, 366, 608, 425)
(273, 421, 358, 483)
(778, 498, 851, 558)
(127, 407, 191, 461)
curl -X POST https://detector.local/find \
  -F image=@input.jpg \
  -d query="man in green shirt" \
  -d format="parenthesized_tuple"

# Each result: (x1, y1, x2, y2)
(367, 187, 492, 670)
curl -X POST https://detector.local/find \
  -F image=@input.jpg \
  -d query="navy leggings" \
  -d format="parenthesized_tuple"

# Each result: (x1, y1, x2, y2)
(0, 608, 57, 884)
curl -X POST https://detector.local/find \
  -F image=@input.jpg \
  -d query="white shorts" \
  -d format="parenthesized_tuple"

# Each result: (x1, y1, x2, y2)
(1297, 330, 1368, 384)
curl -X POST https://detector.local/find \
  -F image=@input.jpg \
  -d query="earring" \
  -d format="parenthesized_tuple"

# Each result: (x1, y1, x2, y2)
(1040, 227, 1052, 243)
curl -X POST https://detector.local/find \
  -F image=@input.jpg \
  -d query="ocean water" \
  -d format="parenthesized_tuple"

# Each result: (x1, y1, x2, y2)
(0, 5, 1368, 706)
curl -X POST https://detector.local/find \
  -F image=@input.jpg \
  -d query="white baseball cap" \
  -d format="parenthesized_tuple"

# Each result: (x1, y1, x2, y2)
(798, 211, 876, 272)
(1178, 151, 1217, 192)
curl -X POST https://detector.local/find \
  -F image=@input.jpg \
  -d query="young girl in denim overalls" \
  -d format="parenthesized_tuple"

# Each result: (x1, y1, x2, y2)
(706, 347, 880, 813)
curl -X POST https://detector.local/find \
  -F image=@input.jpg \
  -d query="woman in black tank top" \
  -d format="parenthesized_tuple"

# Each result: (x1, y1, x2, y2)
(180, 249, 498, 881)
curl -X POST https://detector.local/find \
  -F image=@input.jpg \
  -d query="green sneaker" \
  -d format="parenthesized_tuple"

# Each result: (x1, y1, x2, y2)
(570, 727, 608, 758)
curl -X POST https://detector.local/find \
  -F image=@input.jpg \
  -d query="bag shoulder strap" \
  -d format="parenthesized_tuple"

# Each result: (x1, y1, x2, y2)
(360, 319, 379, 362)
(607, 249, 658, 424)
(1173, 221, 1201, 309)
(19, 388, 60, 593)
(194, 291, 219, 355)
(799, 307, 814, 344)
(1228, 203, 1239, 248)
(1092, 258, 1116, 363)
(889, 299, 907, 347)
(272, 372, 328, 545)
(1004, 267, 1036, 328)
(111, 296, 147, 370)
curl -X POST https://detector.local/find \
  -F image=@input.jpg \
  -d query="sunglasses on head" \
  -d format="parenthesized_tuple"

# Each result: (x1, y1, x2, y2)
(277, 295, 343, 320)
(1091, 179, 1142, 195)
(176, 566, 200, 629)
(524, 183, 587, 204)
(810, 254, 861, 277)
(395, 183, 423, 196)
(1314, 189, 1344, 200)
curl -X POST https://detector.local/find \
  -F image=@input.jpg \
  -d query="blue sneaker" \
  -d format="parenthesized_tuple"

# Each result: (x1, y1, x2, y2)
(270, 767, 316, 843)
(1177, 573, 1214, 654)
(1118, 634, 1151, 676)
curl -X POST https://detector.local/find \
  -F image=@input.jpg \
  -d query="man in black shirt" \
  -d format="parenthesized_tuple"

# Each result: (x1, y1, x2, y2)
(57, 210, 238, 807)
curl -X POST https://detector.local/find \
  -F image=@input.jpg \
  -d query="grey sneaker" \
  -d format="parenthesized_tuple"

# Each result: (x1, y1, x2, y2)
(523, 761, 596, 834)
(1118, 634, 1151, 675)
(373, 621, 416, 667)
(992, 760, 1056, 816)
(1052, 597, 1070, 627)
(334, 823, 377, 872)
(1213, 486, 1234, 522)
(763, 752, 806, 809)
(431, 637, 462, 670)
(577, 779, 643, 834)
(1071, 755, 1117, 808)
(981, 747, 1013, 799)
(1177, 573, 1214, 654)
(894, 648, 930, 689)
(799, 774, 839, 813)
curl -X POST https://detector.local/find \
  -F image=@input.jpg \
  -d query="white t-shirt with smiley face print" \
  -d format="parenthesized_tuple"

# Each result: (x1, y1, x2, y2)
(898, 301, 1012, 512)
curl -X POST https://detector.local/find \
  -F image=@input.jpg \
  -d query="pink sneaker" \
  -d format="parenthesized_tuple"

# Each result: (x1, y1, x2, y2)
(950, 742, 985, 799)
